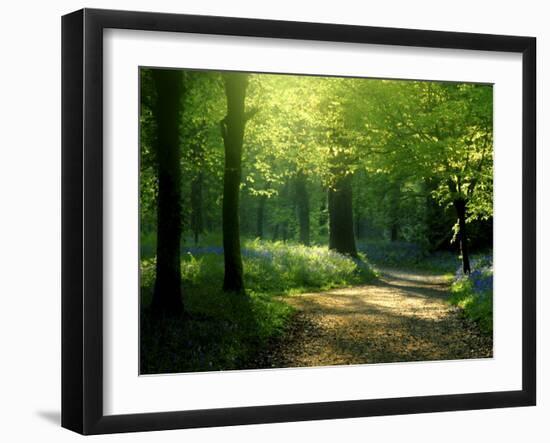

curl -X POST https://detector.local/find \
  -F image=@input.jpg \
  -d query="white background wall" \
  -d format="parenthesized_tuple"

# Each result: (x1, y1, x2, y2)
(0, 0, 546, 441)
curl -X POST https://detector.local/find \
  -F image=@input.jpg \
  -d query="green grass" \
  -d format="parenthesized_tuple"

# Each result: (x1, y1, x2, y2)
(140, 290, 293, 373)
(241, 239, 376, 294)
(450, 278, 493, 335)
(140, 239, 376, 374)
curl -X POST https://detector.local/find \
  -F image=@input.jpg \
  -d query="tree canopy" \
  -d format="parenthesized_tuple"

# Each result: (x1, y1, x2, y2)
(140, 68, 493, 309)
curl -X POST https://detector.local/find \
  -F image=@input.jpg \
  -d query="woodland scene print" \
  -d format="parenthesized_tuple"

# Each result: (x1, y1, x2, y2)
(139, 69, 493, 374)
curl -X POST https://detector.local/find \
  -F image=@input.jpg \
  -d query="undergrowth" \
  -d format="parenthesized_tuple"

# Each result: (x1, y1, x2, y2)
(140, 239, 376, 374)
(450, 254, 493, 335)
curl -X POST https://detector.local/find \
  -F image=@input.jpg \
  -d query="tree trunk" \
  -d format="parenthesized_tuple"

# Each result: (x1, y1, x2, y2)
(318, 188, 328, 237)
(151, 69, 184, 315)
(256, 195, 266, 239)
(453, 198, 471, 274)
(294, 171, 310, 246)
(390, 224, 399, 242)
(281, 222, 288, 242)
(272, 224, 279, 241)
(190, 168, 203, 245)
(221, 73, 249, 293)
(388, 184, 400, 242)
(354, 212, 362, 239)
(328, 174, 358, 257)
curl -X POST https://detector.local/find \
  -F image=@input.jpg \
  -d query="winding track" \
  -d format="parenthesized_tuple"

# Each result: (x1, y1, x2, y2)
(262, 268, 492, 367)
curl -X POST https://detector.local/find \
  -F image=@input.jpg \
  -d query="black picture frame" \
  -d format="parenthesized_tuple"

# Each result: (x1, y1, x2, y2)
(61, 8, 536, 435)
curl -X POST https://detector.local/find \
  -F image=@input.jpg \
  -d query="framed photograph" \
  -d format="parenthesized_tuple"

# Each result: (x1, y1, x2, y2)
(62, 8, 536, 435)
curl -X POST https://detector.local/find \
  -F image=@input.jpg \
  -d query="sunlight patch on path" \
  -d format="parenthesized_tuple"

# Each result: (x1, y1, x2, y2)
(268, 268, 492, 368)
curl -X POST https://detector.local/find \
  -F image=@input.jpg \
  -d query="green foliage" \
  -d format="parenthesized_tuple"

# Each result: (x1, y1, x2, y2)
(450, 266, 493, 335)
(242, 239, 376, 293)
(141, 67, 493, 254)
(140, 290, 293, 374)
(140, 239, 376, 301)
(450, 281, 492, 334)
(140, 239, 376, 373)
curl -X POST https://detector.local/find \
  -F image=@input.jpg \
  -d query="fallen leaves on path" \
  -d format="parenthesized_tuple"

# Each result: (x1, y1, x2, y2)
(256, 268, 492, 368)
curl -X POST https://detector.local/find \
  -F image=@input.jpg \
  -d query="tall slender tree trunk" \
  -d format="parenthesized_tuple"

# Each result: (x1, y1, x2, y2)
(190, 169, 203, 245)
(453, 198, 471, 274)
(220, 73, 249, 293)
(388, 184, 400, 242)
(151, 69, 184, 315)
(328, 174, 358, 257)
(390, 224, 399, 242)
(272, 224, 279, 241)
(281, 222, 289, 242)
(319, 187, 328, 237)
(354, 209, 363, 239)
(256, 194, 266, 239)
(294, 171, 310, 246)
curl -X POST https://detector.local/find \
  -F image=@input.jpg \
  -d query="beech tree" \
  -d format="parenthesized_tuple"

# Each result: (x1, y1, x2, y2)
(360, 80, 493, 272)
(150, 69, 184, 315)
(220, 73, 253, 293)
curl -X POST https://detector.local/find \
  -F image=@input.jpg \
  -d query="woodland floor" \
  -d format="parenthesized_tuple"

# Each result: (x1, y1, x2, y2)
(254, 268, 493, 368)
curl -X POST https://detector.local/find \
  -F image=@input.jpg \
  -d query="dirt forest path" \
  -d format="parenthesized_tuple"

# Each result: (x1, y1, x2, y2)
(262, 268, 492, 368)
